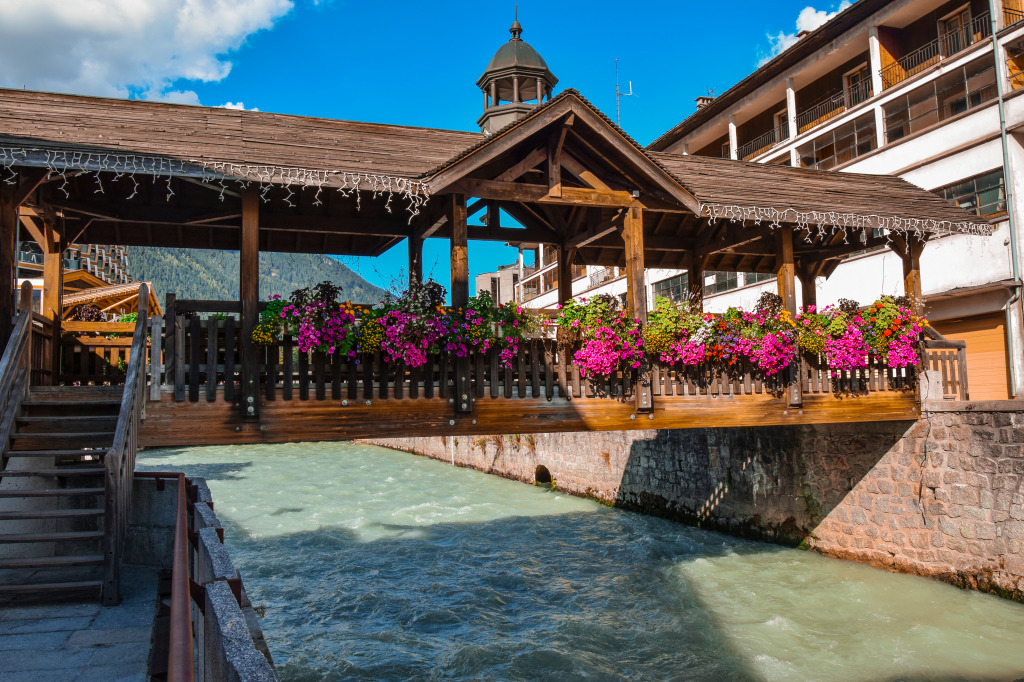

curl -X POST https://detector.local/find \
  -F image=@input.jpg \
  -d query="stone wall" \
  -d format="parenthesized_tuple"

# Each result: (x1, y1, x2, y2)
(365, 401, 1024, 602)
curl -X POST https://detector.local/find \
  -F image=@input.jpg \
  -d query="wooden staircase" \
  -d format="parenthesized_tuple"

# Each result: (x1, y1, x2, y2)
(0, 386, 123, 601)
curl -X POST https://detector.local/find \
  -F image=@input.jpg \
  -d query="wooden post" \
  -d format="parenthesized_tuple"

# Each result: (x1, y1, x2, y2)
(0, 183, 17, 351)
(448, 194, 469, 311)
(623, 204, 652, 412)
(775, 228, 802, 408)
(797, 264, 817, 311)
(557, 244, 576, 306)
(164, 293, 176, 387)
(42, 217, 62, 386)
(685, 252, 704, 311)
(622, 205, 647, 324)
(448, 194, 472, 414)
(902, 236, 924, 314)
(240, 189, 260, 419)
(408, 235, 423, 286)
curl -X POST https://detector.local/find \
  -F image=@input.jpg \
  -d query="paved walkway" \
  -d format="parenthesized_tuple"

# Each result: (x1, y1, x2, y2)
(0, 565, 158, 682)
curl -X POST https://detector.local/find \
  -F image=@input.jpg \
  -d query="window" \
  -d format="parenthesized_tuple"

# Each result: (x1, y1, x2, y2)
(940, 7, 971, 57)
(885, 56, 996, 142)
(703, 271, 740, 296)
(745, 272, 776, 285)
(844, 65, 871, 107)
(797, 113, 876, 170)
(939, 169, 1006, 218)
(653, 273, 689, 304)
(774, 108, 790, 141)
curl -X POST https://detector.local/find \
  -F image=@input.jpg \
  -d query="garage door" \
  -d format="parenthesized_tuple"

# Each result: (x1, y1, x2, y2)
(932, 312, 1010, 401)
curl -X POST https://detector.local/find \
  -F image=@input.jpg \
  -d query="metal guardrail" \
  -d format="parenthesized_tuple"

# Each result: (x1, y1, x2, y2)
(796, 80, 872, 133)
(881, 12, 991, 89)
(736, 124, 789, 161)
(1007, 7, 1024, 28)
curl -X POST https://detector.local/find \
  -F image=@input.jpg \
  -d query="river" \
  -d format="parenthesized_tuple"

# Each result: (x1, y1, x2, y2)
(138, 441, 1024, 681)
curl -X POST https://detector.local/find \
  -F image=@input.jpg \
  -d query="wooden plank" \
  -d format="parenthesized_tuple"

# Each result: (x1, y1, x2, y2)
(490, 349, 500, 398)
(439, 353, 449, 400)
(174, 316, 185, 402)
(225, 318, 238, 402)
(163, 294, 176, 388)
(298, 351, 310, 400)
(517, 345, 527, 399)
(331, 352, 342, 400)
(282, 336, 293, 401)
(189, 316, 200, 403)
(530, 341, 540, 399)
(475, 352, 485, 399)
(543, 343, 553, 401)
(149, 316, 163, 402)
(314, 352, 326, 401)
(571, 362, 582, 400)
(62, 322, 137, 333)
(362, 353, 374, 401)
(205, 317, 217, 402)
(348, 357, 359, 400)
(556, 346, 567, 399)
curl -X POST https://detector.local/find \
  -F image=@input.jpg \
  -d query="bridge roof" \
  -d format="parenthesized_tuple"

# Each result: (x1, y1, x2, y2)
(0, 86, 990, 267)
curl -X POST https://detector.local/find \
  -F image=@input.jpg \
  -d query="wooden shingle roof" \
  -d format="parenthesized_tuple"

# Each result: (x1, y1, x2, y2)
(0, 88, 482, 182)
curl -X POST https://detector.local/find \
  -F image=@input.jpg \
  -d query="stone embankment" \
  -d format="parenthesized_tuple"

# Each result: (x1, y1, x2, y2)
(366, 400, 1024, 602)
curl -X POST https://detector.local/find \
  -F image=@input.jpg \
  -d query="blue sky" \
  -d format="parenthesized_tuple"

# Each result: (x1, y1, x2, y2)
(0, 0, 854, 295)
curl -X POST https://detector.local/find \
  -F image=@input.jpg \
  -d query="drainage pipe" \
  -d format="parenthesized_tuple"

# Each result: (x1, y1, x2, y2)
(989, 2, 1022, 398)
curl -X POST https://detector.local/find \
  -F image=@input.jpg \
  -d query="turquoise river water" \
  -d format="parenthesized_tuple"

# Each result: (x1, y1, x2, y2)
(138, 442, 1024, 681)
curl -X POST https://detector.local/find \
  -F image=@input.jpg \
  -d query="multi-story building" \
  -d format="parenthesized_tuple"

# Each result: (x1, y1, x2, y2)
(17, 241, 131, 312)
(505, 0, 1024, 400)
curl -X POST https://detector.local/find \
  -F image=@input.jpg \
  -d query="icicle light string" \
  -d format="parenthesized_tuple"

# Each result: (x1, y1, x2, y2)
(0, 145, 430, 221)
(701, 202, 992, 238)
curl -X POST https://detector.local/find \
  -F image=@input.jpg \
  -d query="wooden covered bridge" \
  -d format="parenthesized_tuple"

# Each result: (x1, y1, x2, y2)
(0, 86, 989, 600)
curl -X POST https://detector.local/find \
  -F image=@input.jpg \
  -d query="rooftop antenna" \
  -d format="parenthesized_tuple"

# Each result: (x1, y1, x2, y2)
(615, 59, 634, 128)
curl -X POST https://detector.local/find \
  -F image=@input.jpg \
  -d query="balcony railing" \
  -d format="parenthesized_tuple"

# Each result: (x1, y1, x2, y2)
(1008, 48, 1024, 90)
(736, 123, 789, 161)
(1007, 7, 1024, 28)
(796, 79, 873, 134)
(881, 12, 991, 89)
(588, 266, 620, 289)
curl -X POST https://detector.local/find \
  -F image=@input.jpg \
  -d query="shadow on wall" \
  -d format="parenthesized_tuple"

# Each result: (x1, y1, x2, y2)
(614, 422, 916, 547)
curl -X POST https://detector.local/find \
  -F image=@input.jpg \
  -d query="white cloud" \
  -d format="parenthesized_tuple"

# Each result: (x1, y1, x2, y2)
(221, 101, 259, 111)
(759, 2, 852, 66)
(0, 0, 294, 102)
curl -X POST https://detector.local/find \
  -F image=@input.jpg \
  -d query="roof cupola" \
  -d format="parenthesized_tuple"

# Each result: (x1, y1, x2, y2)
(476, 12, 558, 134)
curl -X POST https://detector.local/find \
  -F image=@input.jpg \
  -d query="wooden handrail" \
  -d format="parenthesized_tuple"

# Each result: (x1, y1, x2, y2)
(169, 472, 195, 682)
(101, 283, 150, 605)
(0, 283, 36, 469)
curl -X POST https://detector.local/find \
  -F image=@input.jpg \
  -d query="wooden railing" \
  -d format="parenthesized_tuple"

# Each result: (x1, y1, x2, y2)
(102, 284, 149, 605)
(29, 313, 54, 386)
(922, 327, 969, 400)
(60, 320, 140, 386)
(0, 283, 37, 469)
(150, 311, 922, 408)
(168, 471, 195, 682)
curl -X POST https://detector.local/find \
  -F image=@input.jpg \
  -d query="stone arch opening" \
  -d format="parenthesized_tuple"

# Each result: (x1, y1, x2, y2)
(534, 465, 552, 485)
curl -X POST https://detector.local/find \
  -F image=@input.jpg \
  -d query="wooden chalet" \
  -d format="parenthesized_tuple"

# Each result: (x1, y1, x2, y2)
(0, 83, 988, 603)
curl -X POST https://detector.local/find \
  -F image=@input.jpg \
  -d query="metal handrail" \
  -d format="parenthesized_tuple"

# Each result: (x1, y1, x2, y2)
(736, 124, 789, 161)
(795, 80, 872, 132)
(1006, 7, 1024, 28)
(880, 12, 990, 89)
(101, 283, 149, 605)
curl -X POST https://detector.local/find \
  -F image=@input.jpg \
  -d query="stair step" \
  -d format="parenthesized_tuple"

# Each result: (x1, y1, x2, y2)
(16, 416, 119, 432)
(0, 554, 104, 569)
(0, 580, 102, 594)
(0, 509, 103, 521)
(3, 450, 105, 458)
(10, 433, 115, 450)
(27, 387, 124, 402)
(0, 468, 104, 477)
(0, 488, 103, 498)
(22, 400, 121, 408)
(0, 530, 103, 543)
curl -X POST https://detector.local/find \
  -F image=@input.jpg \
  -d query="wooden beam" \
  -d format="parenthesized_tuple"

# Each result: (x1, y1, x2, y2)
(46, 199, 241, 227)
(775, 227, 801, 408)
(623, 205, 647, 323)
(561, 154, 612, 191)
(0, 184, 17, 349)
(42, 216, 62, 385)
(17, 210, 46, 246)
(408, 235, 423, 285)
(684, 251, 705, 311)
(240, 188, 260, 420)
(557, 244, 577, 305)
(448, 194, 469, 311)
(494, 147, 546, 183)
(447, 179, 635, 208)
(547, 127, 568, 197)
(12, 169, 49, 208)
(796, 262, 817, 311)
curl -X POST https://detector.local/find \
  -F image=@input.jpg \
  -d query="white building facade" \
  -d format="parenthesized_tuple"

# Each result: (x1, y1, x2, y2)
(510, 0, 1024, 400)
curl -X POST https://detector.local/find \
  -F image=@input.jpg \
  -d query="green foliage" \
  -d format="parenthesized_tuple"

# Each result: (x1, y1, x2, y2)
(126, 247, 385, 304)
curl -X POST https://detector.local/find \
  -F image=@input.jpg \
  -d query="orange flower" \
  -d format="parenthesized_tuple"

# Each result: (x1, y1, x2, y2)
(870, 317, 876, 322)
(884, 329, 892, 337)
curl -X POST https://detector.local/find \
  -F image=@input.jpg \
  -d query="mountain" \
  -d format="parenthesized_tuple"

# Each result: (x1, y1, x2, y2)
(125, 247, 387, 305)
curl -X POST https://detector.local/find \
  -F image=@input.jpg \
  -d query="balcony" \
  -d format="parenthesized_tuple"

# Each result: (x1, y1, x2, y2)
(795, 80, 873, 134)
(588, 266, 621, 289)
(880, 13, 991, 90)
(736, 123, 789, 161)
(1005, 6, 1024, 29)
